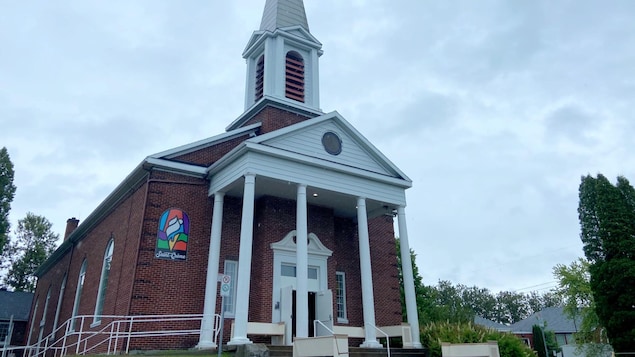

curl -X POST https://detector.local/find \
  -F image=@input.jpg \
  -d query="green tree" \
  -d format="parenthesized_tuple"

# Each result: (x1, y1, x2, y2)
(461, 286, 497, 321)
(553, 258, 606, 344)
(433, 281, 475, 323)
(578, 174, 635, 352)
(532, 325, 548, 357)
(395, 238, 427, 324)
(0, 147, 17, 257)
(3, 212, 58, 292)
(495, 291, 529, 325)
(526, 291, 561, 314)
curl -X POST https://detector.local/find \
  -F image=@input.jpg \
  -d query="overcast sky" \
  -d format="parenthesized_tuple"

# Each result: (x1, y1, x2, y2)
(2, 0, 634, 293)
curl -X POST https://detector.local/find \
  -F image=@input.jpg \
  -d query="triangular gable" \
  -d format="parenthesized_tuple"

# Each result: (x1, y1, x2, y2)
(248, 111, 410, 181)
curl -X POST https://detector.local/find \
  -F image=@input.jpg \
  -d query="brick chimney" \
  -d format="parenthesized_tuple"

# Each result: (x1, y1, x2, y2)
(64, 217, 79, 241)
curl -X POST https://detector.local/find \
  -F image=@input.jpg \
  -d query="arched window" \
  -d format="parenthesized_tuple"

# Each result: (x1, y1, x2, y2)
(71, 260, 87, 330)
(93, 240, 113, 324)
(52, 274, 67, 338)
(285, 51, 305, 102)
(255, 55, 265, 101)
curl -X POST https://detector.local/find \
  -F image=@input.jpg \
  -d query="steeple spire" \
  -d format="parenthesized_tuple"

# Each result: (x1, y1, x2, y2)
(260, 0, 309, 32)
(229, 0, 323, 131)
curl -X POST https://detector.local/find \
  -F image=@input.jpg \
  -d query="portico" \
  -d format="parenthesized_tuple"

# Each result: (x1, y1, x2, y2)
(196, 110, 421, 348)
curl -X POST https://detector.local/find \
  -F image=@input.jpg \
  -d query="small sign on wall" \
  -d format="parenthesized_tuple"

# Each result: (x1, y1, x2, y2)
(155, 208, 189, 261)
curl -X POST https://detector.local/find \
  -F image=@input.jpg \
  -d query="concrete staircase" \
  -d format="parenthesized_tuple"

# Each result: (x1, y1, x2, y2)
(267, 345, 428, 357)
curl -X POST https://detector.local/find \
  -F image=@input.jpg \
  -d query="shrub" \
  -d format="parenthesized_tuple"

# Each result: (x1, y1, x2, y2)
(420, 321, 534, 357)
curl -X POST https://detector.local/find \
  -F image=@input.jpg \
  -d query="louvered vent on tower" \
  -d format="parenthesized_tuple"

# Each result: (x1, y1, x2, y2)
(255, 55, 265, 101)
(285, 51, 304, 102)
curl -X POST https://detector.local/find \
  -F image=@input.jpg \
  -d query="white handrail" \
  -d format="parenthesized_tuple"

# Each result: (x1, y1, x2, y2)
(19, 313, 221, 357)
(368, 323, 390, 357)
(311, 320, 348, 357)
(313, 319, 335, 335)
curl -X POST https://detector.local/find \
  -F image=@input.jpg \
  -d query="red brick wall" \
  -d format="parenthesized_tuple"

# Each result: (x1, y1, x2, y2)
(125, 171, 212, 349)
(243, 106, 314, 134)
(171, 134, 251, 166)
(32, 173, 404, 351)
(368, 216, 402, 327)
(332, 216, 362, 327)
(30, 175, 148, 347)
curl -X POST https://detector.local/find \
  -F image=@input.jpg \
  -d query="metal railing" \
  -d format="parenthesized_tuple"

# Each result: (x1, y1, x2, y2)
(312, 320, 348, 357)
(6, 313, 221, 357)
(368, 323, 390, 357)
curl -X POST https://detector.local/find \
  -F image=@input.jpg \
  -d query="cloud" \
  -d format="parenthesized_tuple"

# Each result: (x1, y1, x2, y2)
(1, 0, 634, 294)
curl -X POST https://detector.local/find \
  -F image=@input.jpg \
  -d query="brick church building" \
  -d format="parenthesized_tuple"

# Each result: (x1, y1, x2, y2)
(29, 0, 421, 352)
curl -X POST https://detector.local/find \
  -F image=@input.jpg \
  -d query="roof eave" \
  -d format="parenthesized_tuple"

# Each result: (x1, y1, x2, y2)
(36, 159, 207, 277)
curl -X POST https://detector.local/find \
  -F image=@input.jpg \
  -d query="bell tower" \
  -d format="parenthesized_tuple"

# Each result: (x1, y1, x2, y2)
(242, 0, 323, 113)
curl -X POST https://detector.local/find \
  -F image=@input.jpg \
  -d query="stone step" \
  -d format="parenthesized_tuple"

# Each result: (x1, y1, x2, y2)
(266, 345, 428, 357)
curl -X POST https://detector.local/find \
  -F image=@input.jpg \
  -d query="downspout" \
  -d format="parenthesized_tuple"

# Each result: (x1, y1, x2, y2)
(125, 173, 151, 317)
(125, 174, 208, 317)
(114, 174, 148, 316)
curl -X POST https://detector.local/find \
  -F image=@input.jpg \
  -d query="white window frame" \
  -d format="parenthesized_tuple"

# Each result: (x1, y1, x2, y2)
(221, 260, 238, 317)
(27, 297, 39, 346)
(71, 260, 87, 331)
(93, 240, 114, 325)
(0, 322, 10, 344)
(335, 272, 348, 323)
(51, 274, 67, 338)
(37, 288, 52, 345)
(40, 287, 51, 327)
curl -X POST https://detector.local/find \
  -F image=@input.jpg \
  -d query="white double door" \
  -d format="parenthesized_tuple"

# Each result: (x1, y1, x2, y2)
(280, 286, 333, 344)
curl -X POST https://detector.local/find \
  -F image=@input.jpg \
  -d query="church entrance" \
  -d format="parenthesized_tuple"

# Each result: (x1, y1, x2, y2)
(271, 231, 334, 345)
(280, 287, 332, 343)
(291, 290, 317, 338)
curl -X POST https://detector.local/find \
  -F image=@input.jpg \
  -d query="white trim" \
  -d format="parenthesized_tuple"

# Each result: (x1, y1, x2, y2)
(52, 274, 67, 338)
(149, 123, 261, 159)
(71, 260, 87, 331)
(335, 272, 348, 324)
(144, 158, 207, 177)
(270, 231, 333, 257)
(248, 111, 411, 182)
(93, 239, 114, 324)
(270, 231, 331, 324)
(222, 260, 238, 318)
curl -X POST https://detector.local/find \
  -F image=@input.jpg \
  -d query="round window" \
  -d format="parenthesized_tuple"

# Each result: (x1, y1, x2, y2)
(322, 132, 342, 155)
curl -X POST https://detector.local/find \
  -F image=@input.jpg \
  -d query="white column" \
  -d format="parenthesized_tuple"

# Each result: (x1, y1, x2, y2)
(357, 197, 382, 348)
(197, 192, 225, 349)
(310, 48, 320, 108)
(228, 174, 256, 345)
(296, 184, 309, 338)
(397, 206, 423, 348)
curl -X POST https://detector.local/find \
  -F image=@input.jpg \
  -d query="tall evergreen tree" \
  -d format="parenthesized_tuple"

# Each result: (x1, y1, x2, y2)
(532, 325, 548, 357)
(578, 174, 635, 352)
(3, 212, 58, 292)
(0, 147, 17, 257)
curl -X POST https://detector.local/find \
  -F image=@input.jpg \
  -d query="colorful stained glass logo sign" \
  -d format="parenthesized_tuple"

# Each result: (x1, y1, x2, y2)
(155, 208, 189, 261)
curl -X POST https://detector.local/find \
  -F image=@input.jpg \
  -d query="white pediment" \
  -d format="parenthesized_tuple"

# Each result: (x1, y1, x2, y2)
(249, 112, 408, 179)
(270, 230, 333, 257)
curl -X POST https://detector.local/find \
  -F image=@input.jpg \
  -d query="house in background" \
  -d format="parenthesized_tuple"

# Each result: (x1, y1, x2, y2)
(0, 289, 34, 347)
(28, 0, 422, 353)
(474, 316, 511, 333)
(510, 306, 579, 348)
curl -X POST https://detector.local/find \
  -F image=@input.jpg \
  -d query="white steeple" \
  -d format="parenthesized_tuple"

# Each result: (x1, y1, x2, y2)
(242, 0, 322, 112)
(260, 0, 309, 32)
